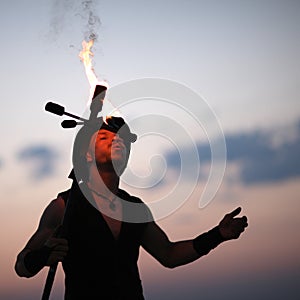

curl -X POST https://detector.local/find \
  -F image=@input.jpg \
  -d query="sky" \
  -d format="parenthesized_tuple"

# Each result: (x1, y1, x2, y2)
(0, 0, 299, 299)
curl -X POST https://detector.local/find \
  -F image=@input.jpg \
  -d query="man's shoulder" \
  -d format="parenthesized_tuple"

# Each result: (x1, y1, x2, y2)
(117, 188, 143, 204)
(57, 188, 71, 204)
(56, 187, 142, 204)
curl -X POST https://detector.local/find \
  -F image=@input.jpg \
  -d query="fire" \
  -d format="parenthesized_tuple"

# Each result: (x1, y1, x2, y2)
(79, 39, 109, 103)
(103, 115, 112, 125)
(102, 104, 123, 123)
(79, 39, 122, 120)
(79, 39, 98, 87)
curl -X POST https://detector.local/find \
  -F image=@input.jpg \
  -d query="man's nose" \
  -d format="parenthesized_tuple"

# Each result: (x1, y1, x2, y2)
(113, 135, 124, 144)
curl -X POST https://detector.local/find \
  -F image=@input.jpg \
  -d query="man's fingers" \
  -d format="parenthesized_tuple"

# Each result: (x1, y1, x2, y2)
(241, 216, 248, 224)
(53, 244, 69, 252)
(51, 238, 68, 244)
(45, 237, 68, 248)
(226, 207, 242, 219)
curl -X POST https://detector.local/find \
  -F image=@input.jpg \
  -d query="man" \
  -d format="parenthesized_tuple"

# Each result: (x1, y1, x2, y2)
(15, 117, 248, 299)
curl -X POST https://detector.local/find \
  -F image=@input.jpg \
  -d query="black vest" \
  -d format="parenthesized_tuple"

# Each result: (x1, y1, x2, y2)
(59, 185, 151, 300)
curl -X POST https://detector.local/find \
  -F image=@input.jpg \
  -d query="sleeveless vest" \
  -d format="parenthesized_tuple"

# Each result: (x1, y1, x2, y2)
(58, 185, 151, 300)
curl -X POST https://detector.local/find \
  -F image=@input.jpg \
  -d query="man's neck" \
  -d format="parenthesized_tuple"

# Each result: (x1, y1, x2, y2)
(88, 163, 120, 196)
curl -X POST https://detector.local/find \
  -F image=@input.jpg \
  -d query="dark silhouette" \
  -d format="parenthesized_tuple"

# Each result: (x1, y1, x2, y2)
(15, 86, 248, 299)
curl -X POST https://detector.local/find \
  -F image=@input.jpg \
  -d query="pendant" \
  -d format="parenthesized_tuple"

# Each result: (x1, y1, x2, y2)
(109, 201, 116, 211)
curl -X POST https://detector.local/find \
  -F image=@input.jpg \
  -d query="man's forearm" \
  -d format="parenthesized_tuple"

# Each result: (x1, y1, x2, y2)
(15, 249, 36, 278)
(192, 226, 225, 256)
(164, 240, 200, 268)
(15, 246, 52, 278)
(165, 227, 225, 268)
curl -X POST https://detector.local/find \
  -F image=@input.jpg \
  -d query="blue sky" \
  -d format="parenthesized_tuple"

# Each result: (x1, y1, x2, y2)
(0, 1, 299, 299)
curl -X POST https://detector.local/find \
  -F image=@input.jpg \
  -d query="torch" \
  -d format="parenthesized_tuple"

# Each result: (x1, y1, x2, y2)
(41, 83, 107, 300)
(45, 84, 107, 127)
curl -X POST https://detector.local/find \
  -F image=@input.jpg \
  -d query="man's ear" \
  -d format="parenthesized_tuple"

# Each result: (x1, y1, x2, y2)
(86, 151, 93, 163)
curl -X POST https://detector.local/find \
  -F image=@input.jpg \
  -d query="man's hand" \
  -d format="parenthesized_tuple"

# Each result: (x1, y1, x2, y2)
(218, 207, 248, 240)
(44, 237, 68, 266)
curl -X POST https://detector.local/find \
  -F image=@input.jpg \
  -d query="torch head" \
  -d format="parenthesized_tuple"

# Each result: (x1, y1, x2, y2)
(89, 84, 107, 119)
(93, 84, 107, 100)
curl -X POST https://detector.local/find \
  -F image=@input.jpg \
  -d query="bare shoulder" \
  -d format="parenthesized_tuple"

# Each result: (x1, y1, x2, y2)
(38, 195, 66, 231)
(19, 195, 66, 252)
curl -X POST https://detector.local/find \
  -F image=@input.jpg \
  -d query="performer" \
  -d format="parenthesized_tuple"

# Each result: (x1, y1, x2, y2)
(15, 116, 248, 299)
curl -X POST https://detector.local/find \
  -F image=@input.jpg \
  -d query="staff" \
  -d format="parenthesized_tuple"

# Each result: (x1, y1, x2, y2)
(41, 85, 107, 300)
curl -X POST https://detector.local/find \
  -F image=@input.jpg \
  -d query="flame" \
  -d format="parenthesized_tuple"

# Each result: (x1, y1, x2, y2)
(79, 39, 98, 87)
(79, 39, 123, 121)
(102, 103, 123, 124)
(103, 115, 112, 125)
(79, 39, 109, 103)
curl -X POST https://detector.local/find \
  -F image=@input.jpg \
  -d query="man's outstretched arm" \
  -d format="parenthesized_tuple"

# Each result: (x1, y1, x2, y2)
(141, 207, 248, 268)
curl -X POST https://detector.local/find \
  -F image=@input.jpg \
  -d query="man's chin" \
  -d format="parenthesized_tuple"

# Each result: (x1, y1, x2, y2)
(112, 158, 127, 175)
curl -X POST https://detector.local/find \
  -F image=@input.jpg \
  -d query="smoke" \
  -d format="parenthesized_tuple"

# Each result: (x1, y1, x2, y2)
(47, 0, 75, 39)
(79, 0, 101, 41)
(46, 0, 101, 45)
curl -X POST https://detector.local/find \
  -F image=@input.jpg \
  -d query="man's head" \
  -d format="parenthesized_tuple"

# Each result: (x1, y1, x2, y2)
(87, 128, 129, 175)
(72, 116, 137, 180)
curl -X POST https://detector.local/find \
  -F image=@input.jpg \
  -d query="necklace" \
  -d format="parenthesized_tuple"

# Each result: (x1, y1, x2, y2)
(89, 187, 117, 211)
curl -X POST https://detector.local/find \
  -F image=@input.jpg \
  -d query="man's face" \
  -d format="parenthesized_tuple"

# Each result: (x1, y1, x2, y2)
(87, 129, 129, 174)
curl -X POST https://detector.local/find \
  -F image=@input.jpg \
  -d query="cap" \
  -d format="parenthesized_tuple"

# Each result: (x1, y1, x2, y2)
(100, 116, 137, 143)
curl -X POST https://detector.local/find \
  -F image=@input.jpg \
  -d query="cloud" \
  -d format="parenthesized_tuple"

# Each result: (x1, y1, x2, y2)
(166, 120, 300, 185)
(17, 144, 60, 180)
(226, 125, 300, 183)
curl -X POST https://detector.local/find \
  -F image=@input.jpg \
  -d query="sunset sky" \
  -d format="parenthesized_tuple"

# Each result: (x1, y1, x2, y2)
(0, 1, 299, 299)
